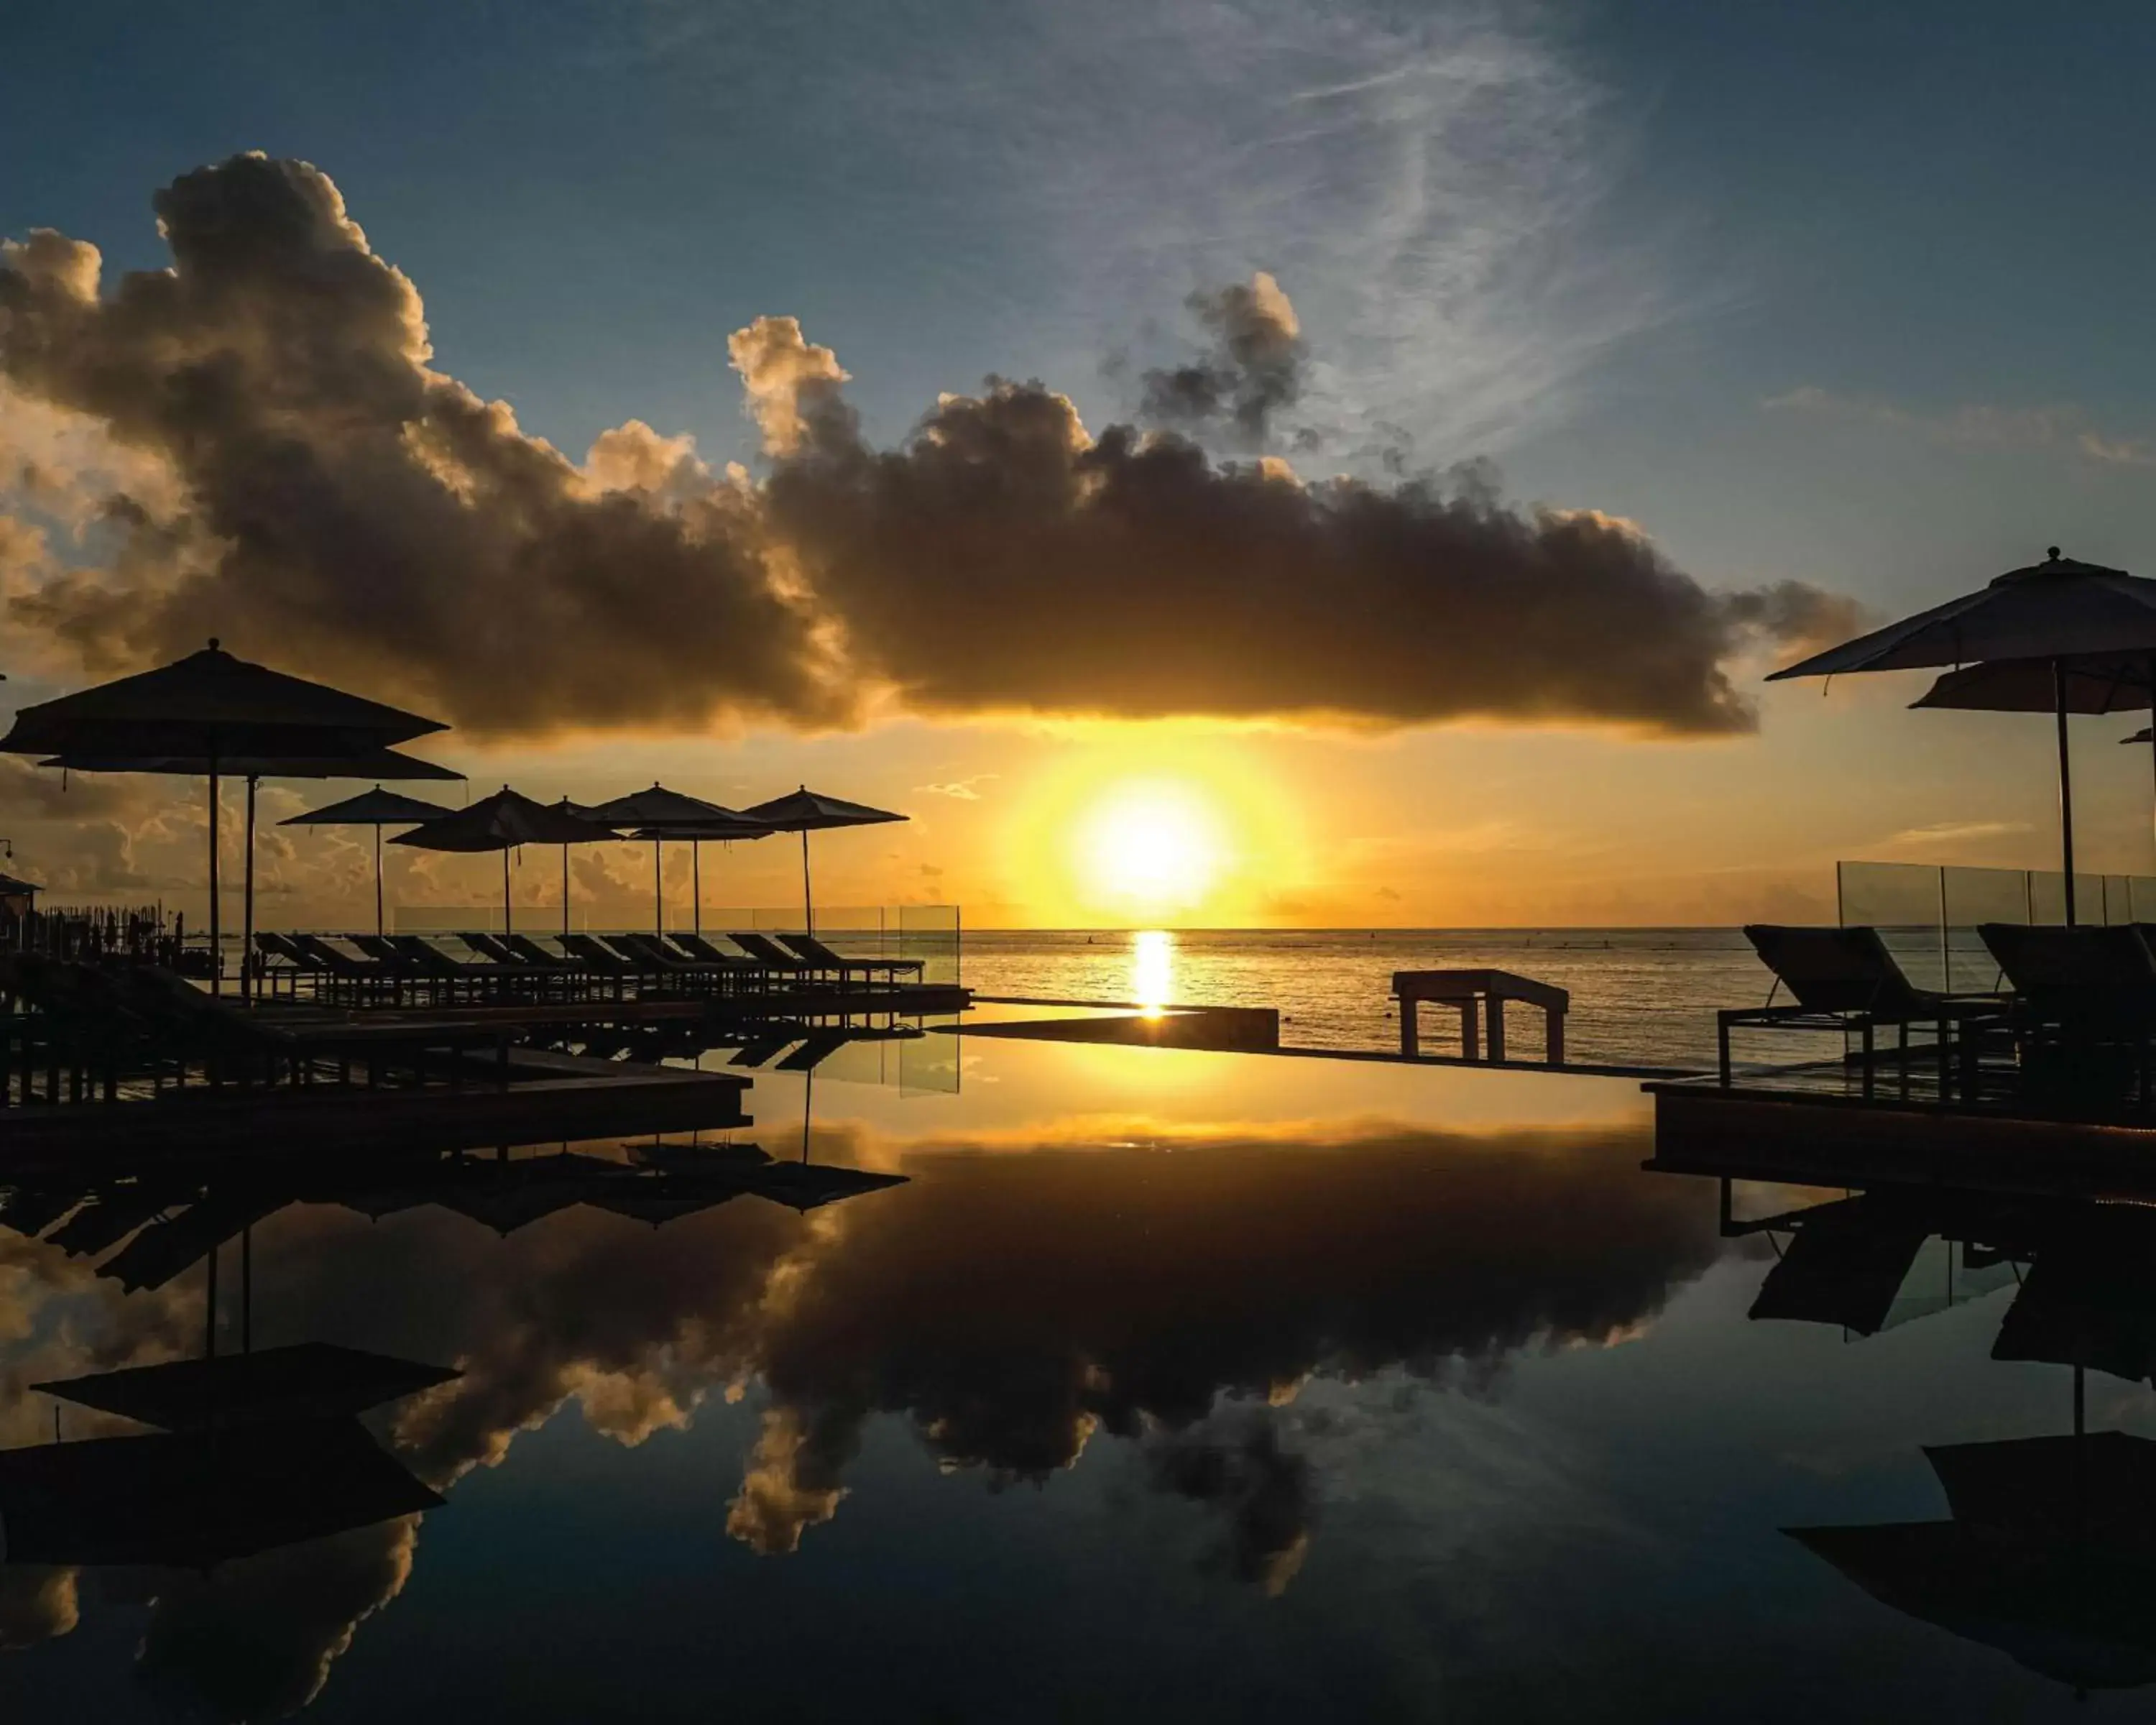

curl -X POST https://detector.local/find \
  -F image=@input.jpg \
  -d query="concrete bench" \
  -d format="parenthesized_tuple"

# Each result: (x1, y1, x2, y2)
(1393, 969, 1569, 1065)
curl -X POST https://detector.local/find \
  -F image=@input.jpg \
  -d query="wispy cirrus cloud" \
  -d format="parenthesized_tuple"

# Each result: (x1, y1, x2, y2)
(1883, 819, 2032, 850)
(1765, 385, 2156, 469)
(914, 774, 998, 800)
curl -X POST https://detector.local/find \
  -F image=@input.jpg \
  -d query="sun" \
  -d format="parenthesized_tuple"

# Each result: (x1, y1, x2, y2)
(1073, 779, 1226, 917)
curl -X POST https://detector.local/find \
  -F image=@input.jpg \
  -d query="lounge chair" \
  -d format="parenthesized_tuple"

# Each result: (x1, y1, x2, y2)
(667, 932, 745, 967)
(1981, 924, 2156, 1025)
(774, 931, 923, 983)
(609, 932, 709, 976)
(558, 934, 642, 982)
(727, 932, 812, 975)
(288, 934, 397, 1001)
(1720, 925, 2001, 1090)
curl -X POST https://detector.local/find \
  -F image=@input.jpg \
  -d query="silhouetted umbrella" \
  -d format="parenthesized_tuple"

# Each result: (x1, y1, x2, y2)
(1772, 551, 2156, 924)
(0, 641, 447, 991)
(1789, 1431, 2156, 1693)
(0, 1418, 443, 1568)
(283, 786, 459, 937)
(392, 788, 618, 932)
(34, 1342, 460, 1431)
(581, 783, 763, 934)
(740, 786, 906, 934)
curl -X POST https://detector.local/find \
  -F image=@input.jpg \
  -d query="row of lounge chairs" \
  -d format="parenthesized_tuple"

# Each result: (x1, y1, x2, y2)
(1723, 922, 2156, 1095)
(252, 928, 923, 1005)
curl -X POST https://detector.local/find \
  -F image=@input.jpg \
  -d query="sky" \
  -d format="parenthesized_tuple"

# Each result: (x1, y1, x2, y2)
(6, 0, 2156, 928)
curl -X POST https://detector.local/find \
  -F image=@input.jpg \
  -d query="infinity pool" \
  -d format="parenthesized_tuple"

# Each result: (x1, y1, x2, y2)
(0, 1036, 2139, 1721)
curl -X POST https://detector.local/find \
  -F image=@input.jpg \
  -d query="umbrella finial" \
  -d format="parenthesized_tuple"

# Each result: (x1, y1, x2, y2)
(2047, 546, 2061, 561)
(208, 637, 221, 650)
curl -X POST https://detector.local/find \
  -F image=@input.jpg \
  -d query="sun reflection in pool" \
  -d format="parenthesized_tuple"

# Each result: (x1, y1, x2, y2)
(1132, 929, 1174, 1018)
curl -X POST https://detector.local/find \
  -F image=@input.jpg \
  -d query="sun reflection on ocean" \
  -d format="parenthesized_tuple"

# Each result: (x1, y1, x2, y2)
(1133, 929, 1174, 1018)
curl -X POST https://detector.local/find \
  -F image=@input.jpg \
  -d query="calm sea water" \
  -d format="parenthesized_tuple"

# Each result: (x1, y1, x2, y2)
(958, 929, 1770, 1070)
(0, 1038, 2135, 1721)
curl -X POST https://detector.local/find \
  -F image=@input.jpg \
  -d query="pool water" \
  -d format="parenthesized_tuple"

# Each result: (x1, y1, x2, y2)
(0, 1036, 2142, 1722)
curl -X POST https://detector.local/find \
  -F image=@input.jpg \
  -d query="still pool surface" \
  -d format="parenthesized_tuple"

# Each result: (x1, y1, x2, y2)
(0, 1035, 2145, 1721)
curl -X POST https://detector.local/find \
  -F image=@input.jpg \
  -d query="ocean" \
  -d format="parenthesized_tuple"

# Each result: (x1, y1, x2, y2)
(955, 928, 1772, 1071)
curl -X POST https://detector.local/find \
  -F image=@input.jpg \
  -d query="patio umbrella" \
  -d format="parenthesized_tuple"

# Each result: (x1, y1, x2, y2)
(0, 641, 446, 991)
(739, 786, 907, 934)
(282, 786, 460, 937)
(392, 788, 619, 933)
(1913, 654, 2156, 896)
(1771, 551, 2156, 924)
(580, 785, 751, 934)
(42, 745, 459, 1000)
(627, 807, 773, 937)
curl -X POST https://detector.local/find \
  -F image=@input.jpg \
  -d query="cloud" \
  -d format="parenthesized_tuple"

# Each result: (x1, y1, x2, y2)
(1883, 819, 2032, 850)
(1139, 273, 1307, 448)
(914, 774, 998, 800)
(758, 362, 1861, 733)
(1764, 386, 2156, 469)
(1143, 1407, 1313, 1594)
(0, 154, 1854, 744)
(0, 155, 844, 741)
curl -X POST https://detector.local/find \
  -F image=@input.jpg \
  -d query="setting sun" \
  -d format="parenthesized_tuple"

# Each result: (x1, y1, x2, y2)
(1075, 780, 1227, 916)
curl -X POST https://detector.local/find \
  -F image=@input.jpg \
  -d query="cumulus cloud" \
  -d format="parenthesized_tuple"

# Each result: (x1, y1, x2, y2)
(0, 154, 1854, 745)
(0, 155, 842, 740)
(1143, 1407, 1313, 1594)
(1139, 272, 1307, 447)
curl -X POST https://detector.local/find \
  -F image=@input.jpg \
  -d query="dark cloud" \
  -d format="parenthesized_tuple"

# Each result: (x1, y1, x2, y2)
(755, 356, 1864, 735)
(134, 1518, 419, 1721)
(1143, 1407, 1313, 1595)
(0, 155, 1858, 741)
(1139, 272, 1306, 447)
(0, 155, 843, 740)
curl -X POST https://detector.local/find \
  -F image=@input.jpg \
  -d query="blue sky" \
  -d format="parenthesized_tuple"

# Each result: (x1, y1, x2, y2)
(9, 0, 2156, 924)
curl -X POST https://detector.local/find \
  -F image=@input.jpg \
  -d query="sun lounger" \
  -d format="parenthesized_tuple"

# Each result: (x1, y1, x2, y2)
(609, 932, 708, 975)
(726, 932, 811, 973)
(1721, 925, 2002, 1090)
(558, 934, 642, 980)
(668, 932, 749, 967)
(774, 931, 923, 982)
(1980, 924, 2156, 1024)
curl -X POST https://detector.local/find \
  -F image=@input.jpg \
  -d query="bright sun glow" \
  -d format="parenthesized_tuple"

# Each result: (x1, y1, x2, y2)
(1074, 780, 1226, 918)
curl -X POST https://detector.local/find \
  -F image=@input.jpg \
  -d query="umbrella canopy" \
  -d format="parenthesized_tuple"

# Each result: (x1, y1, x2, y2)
(741, 786, 908, 832)
(0, 638, 444, 759)
(581, 784, 753, 936)
(1772, 552, 2156, 924)
(393, 788, 619, 932)
(581, 783, 741, 828)
(1789, 1432, 2156, 1692)
(41, 745, 461, 781)
(394, 788, 617, 852)
(740, 786, 907, 934)
(284, 786, 461, 937)
(1, 645, 451, 994)
(282, 787, 460, 827)
(1914, 656, 2155, 715)
(1770, 551, 2156, 679)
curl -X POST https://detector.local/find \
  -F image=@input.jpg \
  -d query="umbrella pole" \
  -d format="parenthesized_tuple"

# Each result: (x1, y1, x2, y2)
(693, 842, 701, 937)
(502, 847, 512, 935)
(801, 829, 813, 936)
(375, 826, 385, 938)
(655, 837, 663, 936)
(208, 759, 221, 998)
(242, 775, 258, 1005)
(2055, 659, 2078, 926)
(562, 845, 570, 937)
